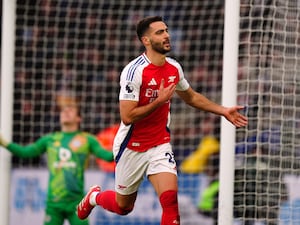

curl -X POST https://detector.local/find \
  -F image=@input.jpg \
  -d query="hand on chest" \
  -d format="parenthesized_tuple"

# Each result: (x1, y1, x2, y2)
(141, 65, 179, 102)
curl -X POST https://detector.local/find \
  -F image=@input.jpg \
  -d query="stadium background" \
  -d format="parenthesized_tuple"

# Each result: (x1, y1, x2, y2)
(10, 0, 224, 166)
(1, 0, 300, 225)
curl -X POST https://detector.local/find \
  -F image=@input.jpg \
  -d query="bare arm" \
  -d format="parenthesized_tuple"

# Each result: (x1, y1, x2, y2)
(176, 87, 248, 127)
(120, 79, 176, 125)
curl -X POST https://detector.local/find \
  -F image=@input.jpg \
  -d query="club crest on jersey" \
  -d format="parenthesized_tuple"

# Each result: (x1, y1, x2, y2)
(168, 76, 176, 83)
(69, 135, 86, 151)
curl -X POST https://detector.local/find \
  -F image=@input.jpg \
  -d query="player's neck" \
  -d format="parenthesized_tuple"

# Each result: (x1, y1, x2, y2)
(145, 50, 166, 66)
(61, 124, 79, 133)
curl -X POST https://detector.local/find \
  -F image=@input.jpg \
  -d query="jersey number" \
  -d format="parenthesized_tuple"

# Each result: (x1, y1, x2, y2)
(165, 152, 175, 164)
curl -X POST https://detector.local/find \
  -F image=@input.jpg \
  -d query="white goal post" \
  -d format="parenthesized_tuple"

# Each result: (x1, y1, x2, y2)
(0, 1, 16, 225)
(219, 0, 240, 224)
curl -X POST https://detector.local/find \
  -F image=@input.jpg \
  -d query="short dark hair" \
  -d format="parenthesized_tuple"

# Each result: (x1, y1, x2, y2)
(136, 16, 163, 41)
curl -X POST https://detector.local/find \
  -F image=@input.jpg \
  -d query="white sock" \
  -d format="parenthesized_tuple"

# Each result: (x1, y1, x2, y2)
(89, 192, 98, 206)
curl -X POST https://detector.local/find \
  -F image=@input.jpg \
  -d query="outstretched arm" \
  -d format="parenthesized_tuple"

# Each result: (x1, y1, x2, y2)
(176, 87, 248, 128)
(88, 135, 114, 162)
(0, 132, 46, 157)
(221, 106, 248, 128)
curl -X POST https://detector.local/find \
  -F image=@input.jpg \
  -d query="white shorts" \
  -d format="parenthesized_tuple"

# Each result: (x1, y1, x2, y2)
(114, 142, 177, 195)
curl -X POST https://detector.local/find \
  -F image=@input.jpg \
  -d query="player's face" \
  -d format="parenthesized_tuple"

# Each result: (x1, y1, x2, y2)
(60, 105, 81, 126)
(147, 21, 171, 54)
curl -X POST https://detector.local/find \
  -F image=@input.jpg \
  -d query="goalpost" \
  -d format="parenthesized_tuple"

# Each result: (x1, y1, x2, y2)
(218, 0, 240, 224)
(0, 1, 16, 225)
(1, 1, 300, 225)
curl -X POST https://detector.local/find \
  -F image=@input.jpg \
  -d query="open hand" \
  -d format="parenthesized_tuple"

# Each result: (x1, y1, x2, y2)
(157, 79, 176, 104)
(224, 106, 248, 128)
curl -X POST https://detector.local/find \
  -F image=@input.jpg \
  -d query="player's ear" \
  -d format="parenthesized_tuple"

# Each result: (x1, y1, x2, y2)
(77, 116, 82, 124)
(76, 109, 82, 123)
(141, 36, 150, 45)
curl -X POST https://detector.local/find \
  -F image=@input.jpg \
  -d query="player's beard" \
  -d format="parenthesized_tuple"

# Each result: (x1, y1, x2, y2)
(150, 40, 171, 55)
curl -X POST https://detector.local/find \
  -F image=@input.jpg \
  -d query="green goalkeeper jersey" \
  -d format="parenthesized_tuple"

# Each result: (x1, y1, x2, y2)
(7, 131, 114, 204)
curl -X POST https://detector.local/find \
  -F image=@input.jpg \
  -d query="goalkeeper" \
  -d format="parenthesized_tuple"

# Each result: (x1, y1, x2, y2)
(0, 102, 114, 225)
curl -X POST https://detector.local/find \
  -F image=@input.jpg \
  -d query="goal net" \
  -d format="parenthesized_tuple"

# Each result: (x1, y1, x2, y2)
(235, 0, 300, 225)
(3, 0, 300, 225)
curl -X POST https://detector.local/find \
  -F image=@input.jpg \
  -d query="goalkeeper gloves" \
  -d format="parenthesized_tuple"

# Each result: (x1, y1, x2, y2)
(0, 133, 9, 147)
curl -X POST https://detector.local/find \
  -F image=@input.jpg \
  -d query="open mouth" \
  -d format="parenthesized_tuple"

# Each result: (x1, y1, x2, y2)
(164, 41, 170, 47)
